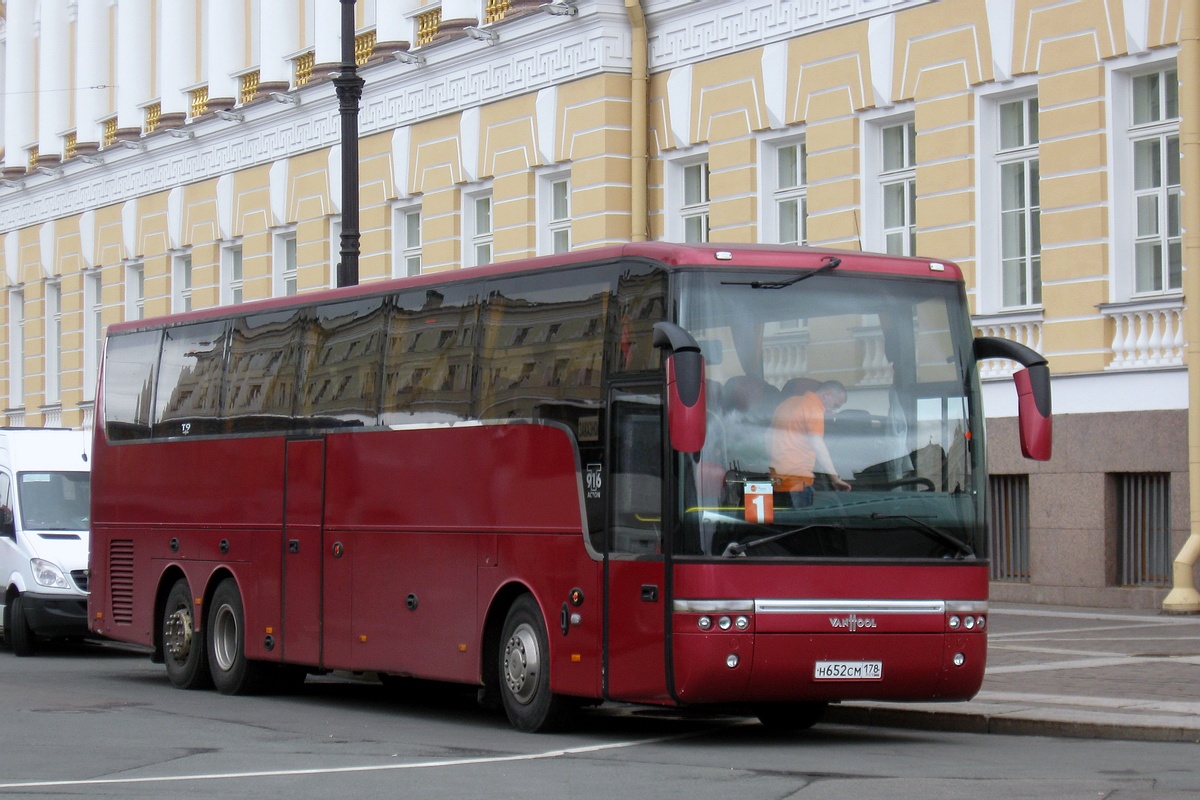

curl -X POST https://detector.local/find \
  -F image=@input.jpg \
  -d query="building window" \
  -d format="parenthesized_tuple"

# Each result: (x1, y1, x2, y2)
(275, 231, 298, 296)
(8, 289, 23, 408)
(173, 252, 193, 312)
(83, 271, 102, 400)
(1130, 68, 1180, 294)
(466, 190, 493, 267)
(45, 281, 61, 404)
(125, 263, 145, 320)
(682, 161, 711, 243)
(222, 242, 244, 305)
(1116, 472, 1171, 587)
(996, 97, 1041, 308)
(542, 175, 571, 255)
(772, 141, 807, 245)
(989, 475, 1030, 582)
(880, 121, 916, 256)
(330, 215, 342, 289)
(394, 205, 422, 277)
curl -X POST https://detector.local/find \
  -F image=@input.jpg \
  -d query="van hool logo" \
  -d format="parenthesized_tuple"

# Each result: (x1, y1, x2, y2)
(829, 613, 878, 632)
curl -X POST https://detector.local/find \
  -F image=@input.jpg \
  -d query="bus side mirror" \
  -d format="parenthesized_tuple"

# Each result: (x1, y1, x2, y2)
(653, 322, 707, 454)
(973, 336, 1052, 461)
(0, 506, 14, 538)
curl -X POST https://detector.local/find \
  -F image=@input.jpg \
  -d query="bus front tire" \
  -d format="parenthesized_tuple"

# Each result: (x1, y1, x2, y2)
(162, 579, 211, 688)
(207, 578, 269, 695)
(9, 594, 37, 657)
(498, 595, 574, 733)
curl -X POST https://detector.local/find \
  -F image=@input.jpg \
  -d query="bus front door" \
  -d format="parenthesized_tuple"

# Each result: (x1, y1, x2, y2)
(281, 438, 324, 666)
(603, 387, 671, 703)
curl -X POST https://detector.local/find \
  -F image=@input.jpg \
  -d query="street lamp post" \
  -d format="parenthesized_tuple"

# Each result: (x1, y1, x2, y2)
(333, 0, 363, 287)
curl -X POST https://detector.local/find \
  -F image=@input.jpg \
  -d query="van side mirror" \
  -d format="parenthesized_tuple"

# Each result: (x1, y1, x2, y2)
(653, 322, 707, 454)
(973, 336, 1052, 461)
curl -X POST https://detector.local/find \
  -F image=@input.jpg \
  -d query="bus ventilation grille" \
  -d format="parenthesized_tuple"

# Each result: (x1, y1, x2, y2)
(109, 540, 135, 626)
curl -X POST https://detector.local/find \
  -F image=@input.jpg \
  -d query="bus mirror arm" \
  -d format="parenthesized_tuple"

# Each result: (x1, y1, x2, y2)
(973, 336, 1052, 461)
(653, 322, 707, 454)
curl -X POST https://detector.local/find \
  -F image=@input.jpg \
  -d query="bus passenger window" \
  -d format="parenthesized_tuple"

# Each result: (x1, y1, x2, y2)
(103, 330, 162, 441)
(299, 298, 386, 427)
(154, 322, 229, 438)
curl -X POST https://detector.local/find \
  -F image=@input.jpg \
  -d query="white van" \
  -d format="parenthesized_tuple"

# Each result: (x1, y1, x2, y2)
(0, 428, 91, 656)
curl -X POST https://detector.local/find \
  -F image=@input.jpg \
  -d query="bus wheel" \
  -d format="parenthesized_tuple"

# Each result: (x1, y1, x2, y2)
(207, 578, 268, 695)
(755, 701, 828, 733)
(9, 594, 38, 657)
(162, 579, 211, 688)
(498, 595, 574, 733)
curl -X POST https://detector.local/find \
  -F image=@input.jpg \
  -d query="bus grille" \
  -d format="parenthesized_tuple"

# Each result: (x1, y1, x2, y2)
(109, 540, 135, 625)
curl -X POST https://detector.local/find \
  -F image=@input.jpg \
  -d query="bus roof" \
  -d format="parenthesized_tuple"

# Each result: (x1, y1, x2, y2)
(107, 242, 963, 335)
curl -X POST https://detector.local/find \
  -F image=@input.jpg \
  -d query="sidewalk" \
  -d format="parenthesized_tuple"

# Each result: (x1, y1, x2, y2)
(825, 603, 1200, 742)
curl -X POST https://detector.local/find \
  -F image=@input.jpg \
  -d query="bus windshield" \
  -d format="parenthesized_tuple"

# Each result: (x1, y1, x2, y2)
(676, 269, 985, 561)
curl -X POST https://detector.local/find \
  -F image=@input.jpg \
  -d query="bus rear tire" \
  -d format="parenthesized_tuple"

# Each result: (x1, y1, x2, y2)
(9, 594, 38, 657)
(498, 595, 574, 733)
(755, 701, 828, 732)
(207, 578, 269, 695)
(162, 579, 211, 689)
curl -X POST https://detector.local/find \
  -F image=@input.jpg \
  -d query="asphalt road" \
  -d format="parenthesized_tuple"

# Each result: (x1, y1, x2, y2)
(0, 639, 1195, 799)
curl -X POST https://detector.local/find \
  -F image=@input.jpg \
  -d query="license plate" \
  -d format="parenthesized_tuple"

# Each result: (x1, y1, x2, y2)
(814, 660, 883, 680)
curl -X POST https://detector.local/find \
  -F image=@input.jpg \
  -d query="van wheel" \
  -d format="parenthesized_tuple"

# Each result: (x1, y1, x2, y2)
(207, 578, 269, 695)
(162, 579, 212, 689)
(498, 595, 574, 733)
(9, 594, 37, 657)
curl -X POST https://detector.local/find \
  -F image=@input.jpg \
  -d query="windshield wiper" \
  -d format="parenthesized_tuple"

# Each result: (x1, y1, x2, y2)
(721, 523, 845, 558)
(722, 256, 841, 289)
(870, 512, 975, 558)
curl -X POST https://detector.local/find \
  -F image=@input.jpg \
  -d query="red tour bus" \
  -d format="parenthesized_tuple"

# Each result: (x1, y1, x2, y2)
(88, 242, 1051, 732)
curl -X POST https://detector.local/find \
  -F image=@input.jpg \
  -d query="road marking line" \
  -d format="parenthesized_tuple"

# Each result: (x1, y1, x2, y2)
(976, 690, 1200, 716)
(0, 729, 717, 791)
(986, 654, 1195, 674)
(995, 607, 1200, 625)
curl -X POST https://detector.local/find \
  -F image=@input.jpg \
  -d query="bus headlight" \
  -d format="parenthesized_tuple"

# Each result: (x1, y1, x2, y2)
(30, 558, 71, 589)
(697, 616, 712, 631)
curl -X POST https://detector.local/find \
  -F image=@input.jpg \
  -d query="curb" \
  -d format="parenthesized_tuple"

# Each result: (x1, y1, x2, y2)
(825, 704, 1200, 744)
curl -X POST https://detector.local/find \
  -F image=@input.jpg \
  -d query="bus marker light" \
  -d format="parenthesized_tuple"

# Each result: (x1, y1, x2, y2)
(726, 654, 739, 668)
(569, 587, 584, 606)
(735, 616, 749, 630)
(265, 627, 273, 634)
(718, 616, 732, 630)
(948, 616, 961, 630)
(976, 616, 986, 630)
(570, 613, 581, 626)
(953, 653, 966, 667)
(459, 644, 468, 652)
(571, 654, 582, 663)
(963, 616, 975, 630)
(698, 616, 712, 630)
(359, 635, 368, 643)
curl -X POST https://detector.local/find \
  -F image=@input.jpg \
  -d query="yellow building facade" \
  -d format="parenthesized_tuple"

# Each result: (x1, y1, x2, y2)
(0, 0, 1192, 607)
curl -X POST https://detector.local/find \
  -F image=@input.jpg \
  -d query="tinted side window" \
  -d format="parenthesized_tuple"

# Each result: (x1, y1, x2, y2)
(226, 310, 308, 433)
(103, 330, 163, 441)
(478, 268, 608, 429)
(154, 321, 229, 437)
(380, 287, 481, 425)
(298, 298, 386, 427)
(608, 263, 667, 375)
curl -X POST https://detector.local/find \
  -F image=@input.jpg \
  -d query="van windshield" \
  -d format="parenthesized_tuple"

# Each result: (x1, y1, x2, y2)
(18, 472, 91, 531)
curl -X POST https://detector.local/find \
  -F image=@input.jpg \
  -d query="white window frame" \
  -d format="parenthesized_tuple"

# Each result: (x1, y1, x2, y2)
(45, 280, 61, 404)
(978, 84, 1042, 313)
(172, 250, 194, 313)
(862, 111, 916, 255)
(83, 270, 102, 400)
(329, 215, 343, 289)
(665, 151, 711, 243)
(8, 289, 23, 409)
(273, 228, 298, 297)
(392, 202, 423, 278)
(761, 134, 807, 245)
(221, 240, 244, 305)
(464, 186, 493, 267)
(125, 261, 145, 321)
(538, 170, 572, 255)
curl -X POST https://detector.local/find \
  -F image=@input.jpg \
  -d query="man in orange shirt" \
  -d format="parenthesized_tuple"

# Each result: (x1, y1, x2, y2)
(769, 380, 852, 507)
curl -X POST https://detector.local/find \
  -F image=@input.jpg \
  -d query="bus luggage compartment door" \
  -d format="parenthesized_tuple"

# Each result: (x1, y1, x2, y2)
(282, 438, 324, 666)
